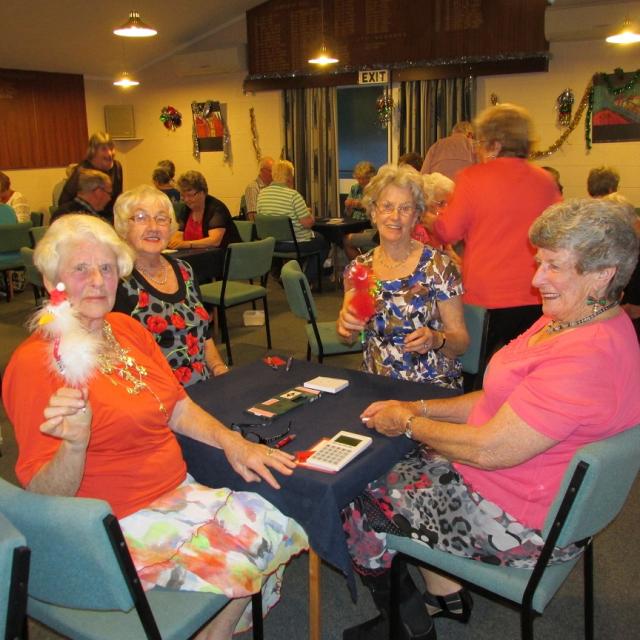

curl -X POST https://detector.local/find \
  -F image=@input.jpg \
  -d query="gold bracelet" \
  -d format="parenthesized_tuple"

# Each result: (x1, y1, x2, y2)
(419, 399, 429, 417)
(404, 414, 417, 439)
(432, 332, 447, 353)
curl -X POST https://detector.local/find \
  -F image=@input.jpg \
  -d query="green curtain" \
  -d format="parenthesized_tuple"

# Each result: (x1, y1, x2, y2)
(399, 77, 476, 157)
(283, 87, 339, 218)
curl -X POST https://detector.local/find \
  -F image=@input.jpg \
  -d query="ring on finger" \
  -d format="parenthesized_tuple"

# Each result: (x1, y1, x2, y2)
(266, 448, 275, 457)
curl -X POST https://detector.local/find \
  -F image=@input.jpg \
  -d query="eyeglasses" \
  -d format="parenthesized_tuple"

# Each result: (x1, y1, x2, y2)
(376, 201, 416, 217)
(129, 212, 172, 226)
(231, 421, 292, 445)
(180, 189, 201, 199)
(97, 186, 113, 196)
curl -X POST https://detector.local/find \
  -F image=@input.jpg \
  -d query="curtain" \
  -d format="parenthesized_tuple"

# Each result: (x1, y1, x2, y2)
(399, 77, 476, 157)
(283, 87, 339, 218)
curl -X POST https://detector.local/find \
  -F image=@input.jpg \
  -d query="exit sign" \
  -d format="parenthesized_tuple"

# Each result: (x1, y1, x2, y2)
(358, 70, 389, 85)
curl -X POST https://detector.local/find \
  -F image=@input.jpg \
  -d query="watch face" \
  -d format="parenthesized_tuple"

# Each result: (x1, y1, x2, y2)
(334, 434, 362, 447)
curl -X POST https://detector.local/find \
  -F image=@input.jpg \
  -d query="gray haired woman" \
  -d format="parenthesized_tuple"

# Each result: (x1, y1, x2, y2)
(337, 163, 469, 389)
(341, 198, 640, 639)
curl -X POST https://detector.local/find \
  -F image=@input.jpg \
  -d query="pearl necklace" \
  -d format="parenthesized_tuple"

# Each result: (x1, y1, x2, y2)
(136, 260, 168, 286)
(546, 300, 619, 334)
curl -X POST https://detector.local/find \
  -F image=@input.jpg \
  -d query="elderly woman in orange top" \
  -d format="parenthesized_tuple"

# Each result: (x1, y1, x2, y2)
(2, 214, 307, 639)
(425, 103, 562, 361)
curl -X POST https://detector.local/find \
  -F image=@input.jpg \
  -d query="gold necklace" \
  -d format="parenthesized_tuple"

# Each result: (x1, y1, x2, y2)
(136, 260, 168, 286)
(97, 321, 168, 418)
(376, 240, 418, 269)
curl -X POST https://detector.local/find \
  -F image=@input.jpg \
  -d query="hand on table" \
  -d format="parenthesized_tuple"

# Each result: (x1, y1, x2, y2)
(223, 432, 297, 490)
(360, 400, 416, 438)
(40, 387, 92, 451)
(403, 327, 442, 354)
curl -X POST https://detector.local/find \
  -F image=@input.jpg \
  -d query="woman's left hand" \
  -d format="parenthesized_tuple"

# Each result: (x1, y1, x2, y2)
(403, 327, 442, 354)
(222, 432, 297, 489)
(360, 400, 414, 438)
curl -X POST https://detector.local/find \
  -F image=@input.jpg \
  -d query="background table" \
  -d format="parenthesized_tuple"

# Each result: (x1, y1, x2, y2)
(312, 217, 370, 247)
(166, 246, 224, 283)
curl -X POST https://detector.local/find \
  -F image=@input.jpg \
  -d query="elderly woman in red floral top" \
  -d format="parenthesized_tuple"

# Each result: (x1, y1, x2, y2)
(114, 185, 229, 386)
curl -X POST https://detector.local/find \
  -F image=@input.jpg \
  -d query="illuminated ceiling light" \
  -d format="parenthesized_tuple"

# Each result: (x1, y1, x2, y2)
(113, 11, 157, 38)
(309, 44, 339, 65)
(113, 72, 140, 88)
(606, 18, 640, 44)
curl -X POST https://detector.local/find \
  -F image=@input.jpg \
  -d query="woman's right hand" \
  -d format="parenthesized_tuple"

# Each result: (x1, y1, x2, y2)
(40, 387, 92, 451)
(337, 305, 366, 343)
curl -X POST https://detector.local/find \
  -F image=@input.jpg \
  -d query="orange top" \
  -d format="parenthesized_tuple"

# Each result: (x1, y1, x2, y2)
(435, 158, 562, 308)
(3, 312, 187, 518)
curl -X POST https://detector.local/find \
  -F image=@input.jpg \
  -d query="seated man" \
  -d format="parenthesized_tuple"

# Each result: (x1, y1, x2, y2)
(52, 169, 113, 224)
(243, 156, 274, 221)
(256, 159, 328, 283)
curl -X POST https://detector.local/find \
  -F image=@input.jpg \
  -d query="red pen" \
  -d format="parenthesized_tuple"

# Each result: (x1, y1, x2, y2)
(274, 433, 297, 449)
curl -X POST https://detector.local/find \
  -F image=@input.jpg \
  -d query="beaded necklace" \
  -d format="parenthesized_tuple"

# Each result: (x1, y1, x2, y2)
(97, 321, 168, 418)
(546, 300, 619, 334)
(136, 260, 168, 286)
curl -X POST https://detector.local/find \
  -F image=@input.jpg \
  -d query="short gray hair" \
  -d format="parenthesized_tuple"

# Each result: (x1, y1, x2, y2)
(363, 164, 426, 216)
(423, 172, 454, 207)
(529, 198, 639, 302)
(77, 168, 111, 194)
(177, 170, 208, 195)
(35, 214, 134, 284)
(113, 185, 177, 238)
(272, 160, 294, 183)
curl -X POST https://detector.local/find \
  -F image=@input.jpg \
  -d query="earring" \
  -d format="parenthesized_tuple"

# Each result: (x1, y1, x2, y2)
(586, 295, 607, 312)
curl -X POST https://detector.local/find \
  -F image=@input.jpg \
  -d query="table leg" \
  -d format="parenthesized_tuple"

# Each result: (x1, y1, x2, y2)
(309, 548, 321, 640)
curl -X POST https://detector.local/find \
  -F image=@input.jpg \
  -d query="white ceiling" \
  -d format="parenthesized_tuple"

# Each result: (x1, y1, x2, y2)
(0, 1, 637, 79)
(0, 0, 261, 78)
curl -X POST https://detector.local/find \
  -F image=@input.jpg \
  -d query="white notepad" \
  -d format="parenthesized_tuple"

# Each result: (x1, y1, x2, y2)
(303, 376, 349, 394)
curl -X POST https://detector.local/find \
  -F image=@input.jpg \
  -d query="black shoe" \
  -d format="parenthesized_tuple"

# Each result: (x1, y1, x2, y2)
(423, 588, 473, 624)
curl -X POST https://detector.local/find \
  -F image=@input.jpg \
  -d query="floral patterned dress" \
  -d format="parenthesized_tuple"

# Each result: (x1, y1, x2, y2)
(114, 258, 211, 387)
(351, 245, 464, 389)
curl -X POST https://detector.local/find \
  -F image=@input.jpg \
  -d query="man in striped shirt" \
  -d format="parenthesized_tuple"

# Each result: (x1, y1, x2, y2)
(257, 159, 328, 283)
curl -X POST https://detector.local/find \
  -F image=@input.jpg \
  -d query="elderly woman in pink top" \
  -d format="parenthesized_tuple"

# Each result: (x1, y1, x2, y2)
(341, 199, 640, 640)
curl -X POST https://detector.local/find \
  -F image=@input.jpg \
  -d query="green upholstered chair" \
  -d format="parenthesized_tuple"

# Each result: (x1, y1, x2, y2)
(234, 219, 256, 243)
(0, 512, 30, 640)
(30, 225, 49, 245)
(281, 260, 362, 363)
(0, 477, 264, 640)
(0, 221, 32, 302)
(200, 237, 276, 366)
(255, 214, 323, 292)
(460, 304, 490, 391)
(0, 204, 17, 225)
(388, 424, 640, 640)
(20, 247, 46, 305)
(30, 211, 44, 227)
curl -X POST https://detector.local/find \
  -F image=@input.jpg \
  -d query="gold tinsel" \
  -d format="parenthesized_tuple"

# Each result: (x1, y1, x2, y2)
(529, 81, 593, 159)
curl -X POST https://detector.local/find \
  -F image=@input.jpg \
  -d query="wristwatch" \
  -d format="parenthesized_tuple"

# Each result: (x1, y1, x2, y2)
(404, 415, 417, 439)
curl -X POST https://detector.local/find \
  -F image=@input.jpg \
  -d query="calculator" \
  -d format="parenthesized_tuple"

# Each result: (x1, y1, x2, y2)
(304, 431, 372, 472)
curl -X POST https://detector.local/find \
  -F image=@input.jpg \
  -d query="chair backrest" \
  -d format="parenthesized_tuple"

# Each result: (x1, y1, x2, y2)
(20, 247, 43, 288)
(255, 214, 295, 243)
(234, 219, 256, 242)
(0, 477, 135, 612)
(281, 259, 318, 321)
(459, 304, 489, 375)
(225, 236, 276, 281)
(0, 204, 17, 225)
(30, 211, 44, 227)
(0, 511, 29, 639)
(542, 424, 640, 546)
(0, 222, 33, 253)
(30, 225, 49, 245)
(173, 200, 187, 222)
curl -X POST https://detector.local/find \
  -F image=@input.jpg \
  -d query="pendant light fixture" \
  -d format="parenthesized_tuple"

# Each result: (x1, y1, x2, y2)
(308, 0, 338, 66)
(114, 10, 157, 38)
(606, 18, 640, 44)
(113, 72, 140, 88)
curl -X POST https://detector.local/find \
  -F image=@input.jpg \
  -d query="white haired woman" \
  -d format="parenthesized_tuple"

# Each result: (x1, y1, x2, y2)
(113, 185, 228, 386)
(342, 199, 640, 639)
(337, 164, 469, 390)
(2, 215, 307, 639)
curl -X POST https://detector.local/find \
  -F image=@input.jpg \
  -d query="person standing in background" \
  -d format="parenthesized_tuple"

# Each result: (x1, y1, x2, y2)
(0, 171, 30, 222)
(420, 121, 476, 181)
(59, 132, 123, 221)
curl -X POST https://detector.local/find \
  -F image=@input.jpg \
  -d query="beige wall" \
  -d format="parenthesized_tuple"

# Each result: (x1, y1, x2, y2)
(478, 38, 640, 205)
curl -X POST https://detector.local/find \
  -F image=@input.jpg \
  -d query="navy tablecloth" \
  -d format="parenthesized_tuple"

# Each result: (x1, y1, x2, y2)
(179, 359, 458, 596)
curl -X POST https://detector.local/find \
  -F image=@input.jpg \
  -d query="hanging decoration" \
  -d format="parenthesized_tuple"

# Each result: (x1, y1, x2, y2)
(490, 93, 499, 105)
(191, 100, 232, 164)
(555, 89, 574, 127)
(159, 105, 182, 131)
(590, 68, 640, 143)
(249, 108, 262, 163)
(376, 92, 393, 128)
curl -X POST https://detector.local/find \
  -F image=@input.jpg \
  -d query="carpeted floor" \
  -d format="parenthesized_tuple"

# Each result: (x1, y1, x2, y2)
(1, 281, 638, 639)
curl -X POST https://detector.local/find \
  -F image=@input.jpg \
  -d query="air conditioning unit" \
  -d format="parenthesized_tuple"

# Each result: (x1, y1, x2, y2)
(171, 45, 247, 77)
(545, 2, 628, 42)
